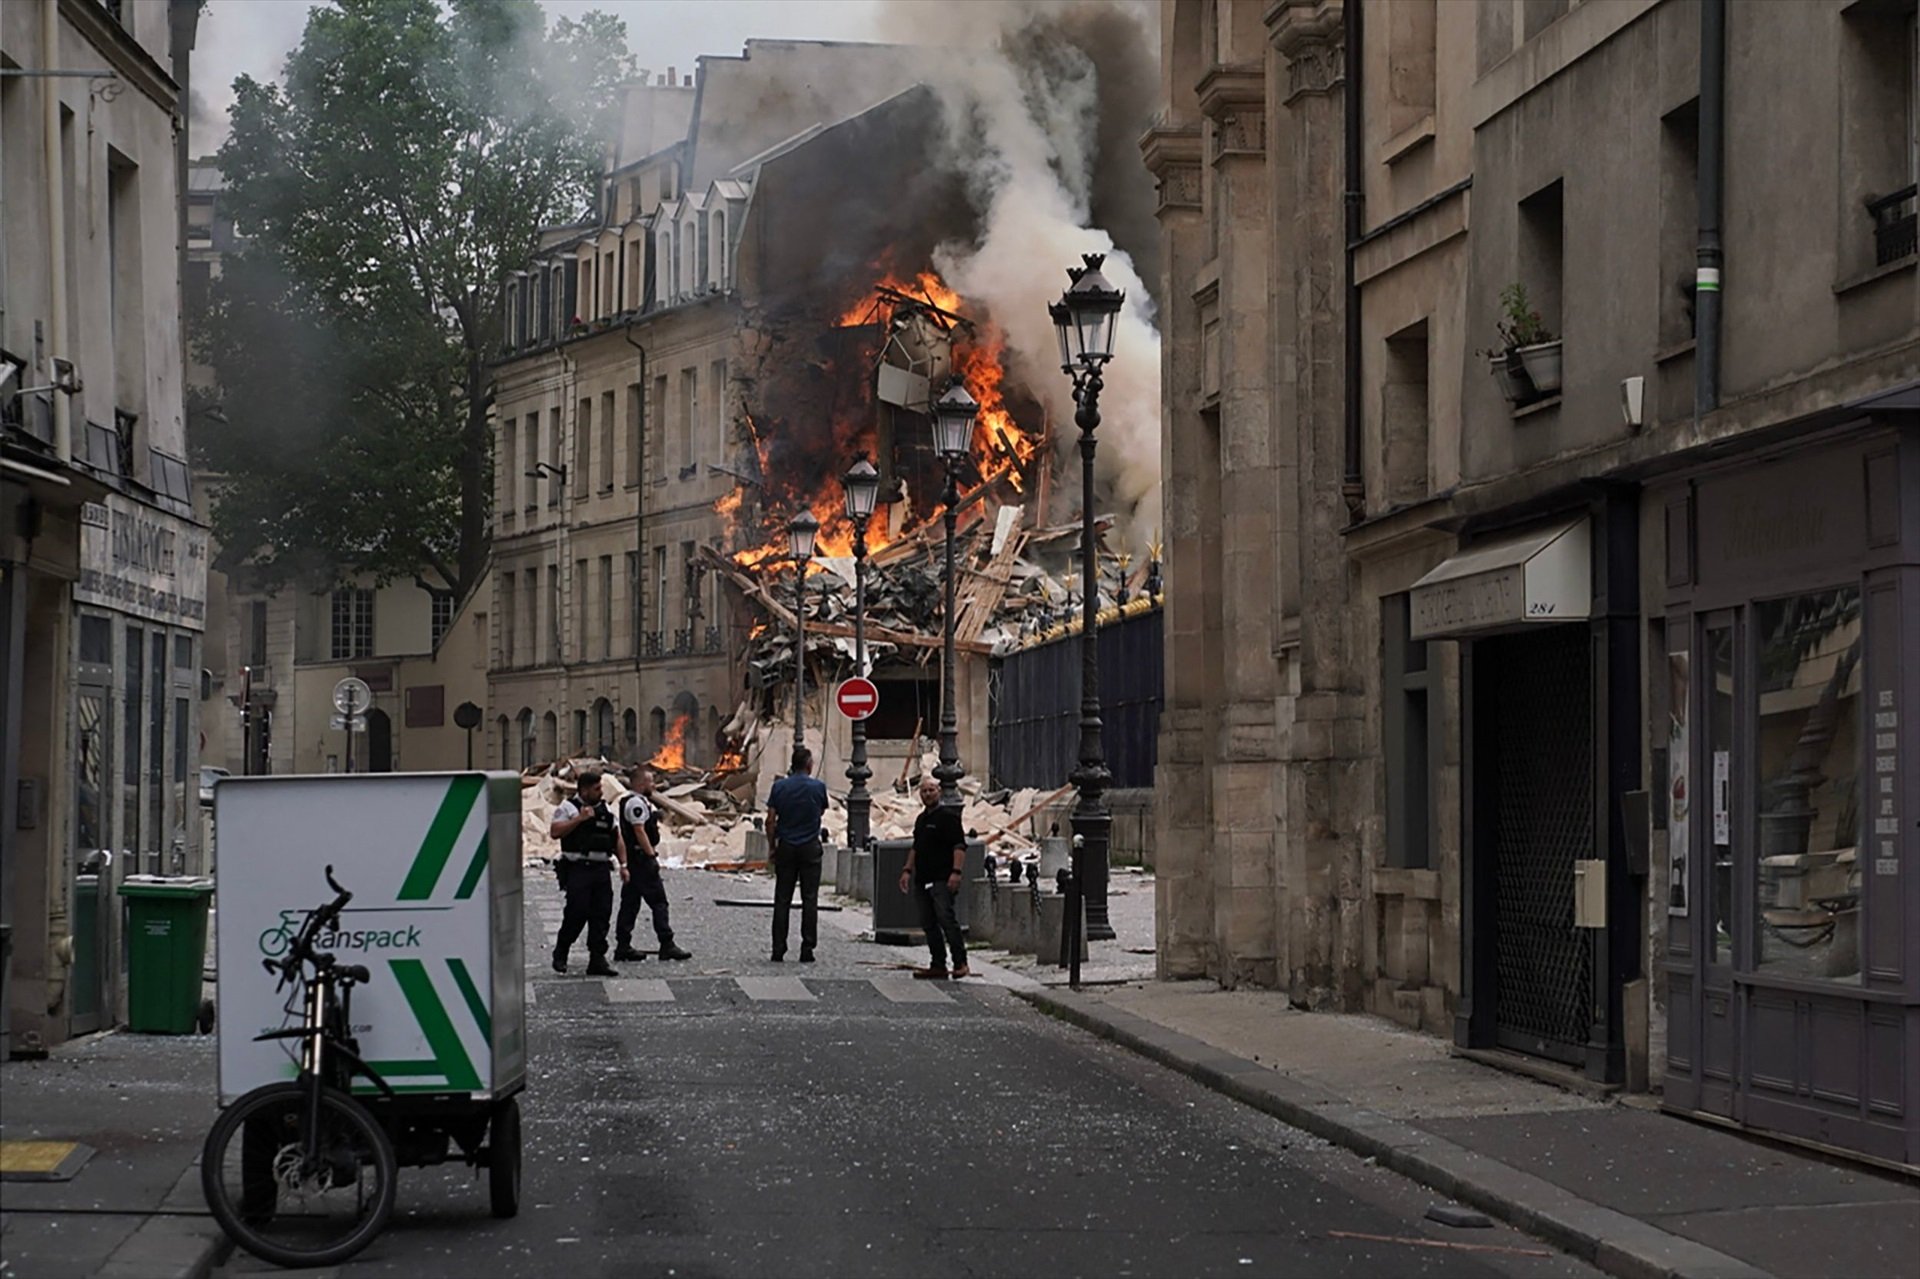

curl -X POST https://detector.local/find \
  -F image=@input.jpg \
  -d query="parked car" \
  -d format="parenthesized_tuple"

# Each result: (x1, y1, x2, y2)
(200, 765, 231, 807)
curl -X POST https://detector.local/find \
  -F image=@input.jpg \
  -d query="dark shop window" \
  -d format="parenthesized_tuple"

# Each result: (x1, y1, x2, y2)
(1383, 593, 1434, 869)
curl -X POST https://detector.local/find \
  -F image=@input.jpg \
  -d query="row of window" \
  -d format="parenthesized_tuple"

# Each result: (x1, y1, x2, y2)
(496, 699, 722, 769)
(498, 360, 728, 520)
(501, 185, 746, 352)
(319, 587, 453, 663)
(496, 545, 720, 670)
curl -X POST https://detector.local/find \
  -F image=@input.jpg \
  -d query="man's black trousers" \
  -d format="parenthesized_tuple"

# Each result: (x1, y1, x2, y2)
(554, 860, 613, 962)
(771, 839, 823, 957)
(914, 879, 968, 972)
(616, 855, 673, 950)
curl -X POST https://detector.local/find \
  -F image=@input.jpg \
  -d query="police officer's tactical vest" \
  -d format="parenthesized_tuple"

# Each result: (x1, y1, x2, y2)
(560, 800, 617, 862)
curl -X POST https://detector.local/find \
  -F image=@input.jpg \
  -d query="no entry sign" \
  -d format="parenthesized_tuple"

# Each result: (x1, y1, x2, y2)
(834, 677, 879, 722)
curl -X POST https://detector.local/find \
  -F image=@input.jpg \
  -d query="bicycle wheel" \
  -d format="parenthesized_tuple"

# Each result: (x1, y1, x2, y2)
(202, 1082, 398, 1268)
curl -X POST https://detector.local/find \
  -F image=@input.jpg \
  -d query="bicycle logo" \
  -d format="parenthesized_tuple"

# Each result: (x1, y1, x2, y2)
(257, 909, 303, 959)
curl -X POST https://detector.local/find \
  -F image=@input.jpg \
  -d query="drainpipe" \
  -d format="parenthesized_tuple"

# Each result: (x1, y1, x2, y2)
(623, 322, 647, 676)
(43, 0, 71, 464)
(1694, 0, 1726, 418)
(170, 0, 200, 382)
(1341, 0, 1365, 519)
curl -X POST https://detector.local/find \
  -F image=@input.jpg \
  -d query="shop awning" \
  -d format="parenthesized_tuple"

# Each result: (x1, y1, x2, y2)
(1409, 517, 1590, 640)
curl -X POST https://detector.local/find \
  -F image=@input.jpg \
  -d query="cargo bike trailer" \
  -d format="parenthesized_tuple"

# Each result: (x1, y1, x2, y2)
(206, 773, 528, 1268)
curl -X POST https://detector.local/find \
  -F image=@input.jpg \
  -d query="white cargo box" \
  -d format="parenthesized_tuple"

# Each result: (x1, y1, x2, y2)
(214, 772, 525, 1104)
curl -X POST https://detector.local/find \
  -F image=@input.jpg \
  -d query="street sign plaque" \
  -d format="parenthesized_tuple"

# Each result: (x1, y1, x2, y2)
(834, 676, 879, 722)
(329, 713, 368, 733)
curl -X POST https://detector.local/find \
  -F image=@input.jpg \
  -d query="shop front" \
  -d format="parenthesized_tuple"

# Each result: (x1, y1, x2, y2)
(1658, 423, 1919, 1170)
(69, 493, 208, 1033)
(1413, 491, 1645, 1086)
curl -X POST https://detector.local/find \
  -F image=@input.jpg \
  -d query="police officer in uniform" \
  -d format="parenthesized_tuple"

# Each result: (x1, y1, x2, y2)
(549, 771, 628, 976)
(614, 765, 691, 963)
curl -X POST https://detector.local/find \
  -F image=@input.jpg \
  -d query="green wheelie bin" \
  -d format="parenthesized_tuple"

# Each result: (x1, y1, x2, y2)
(119, 877, 214, 1034)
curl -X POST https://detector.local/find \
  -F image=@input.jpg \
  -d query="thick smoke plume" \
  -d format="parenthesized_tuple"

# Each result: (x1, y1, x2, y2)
(878, 1, 1164, 553)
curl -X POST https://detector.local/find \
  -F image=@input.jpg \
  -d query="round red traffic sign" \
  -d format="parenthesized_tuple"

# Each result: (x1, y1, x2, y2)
(834, 677, 879, 722)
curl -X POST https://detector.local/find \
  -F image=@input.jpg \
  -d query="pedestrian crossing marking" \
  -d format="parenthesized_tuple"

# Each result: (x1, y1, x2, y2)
(735, 976, 816, 1002)
(603, 978, 674, 1003)
(871, 976, 954, 1004)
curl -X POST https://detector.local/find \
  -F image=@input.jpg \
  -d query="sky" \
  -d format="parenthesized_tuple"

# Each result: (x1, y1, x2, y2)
(190, 0, 895, 153)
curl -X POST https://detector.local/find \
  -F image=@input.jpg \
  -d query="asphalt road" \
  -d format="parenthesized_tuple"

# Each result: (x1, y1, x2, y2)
(217, 869, 1601, 1279)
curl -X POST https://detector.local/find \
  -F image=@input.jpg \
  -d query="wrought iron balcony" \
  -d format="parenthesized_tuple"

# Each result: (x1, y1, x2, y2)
(704, 625, 724, 655)
(642, 630, 663, 658)
(672, 627, 693, 656)
(1869, 184, 1917, 267)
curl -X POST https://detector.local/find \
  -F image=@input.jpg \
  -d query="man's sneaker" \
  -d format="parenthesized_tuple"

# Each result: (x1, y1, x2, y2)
(912, 966, 950, 981)
(769, 952, 784, 963)
(657, 942, 692, 961)
(551, 952, 568, 974)
(613, 946, 649, 963)
(950, 965, 973, 979)
(798, 948, 815, 964)
(584, 959, 620, 978)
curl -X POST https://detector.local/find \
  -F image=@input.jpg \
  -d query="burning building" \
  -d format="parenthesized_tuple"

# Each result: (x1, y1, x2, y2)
(487, 43, 1003, 784)
(486, 31, 1165, 812)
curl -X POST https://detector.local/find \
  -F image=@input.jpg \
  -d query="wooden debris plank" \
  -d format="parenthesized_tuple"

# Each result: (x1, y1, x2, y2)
(978, 782, 1074, 846)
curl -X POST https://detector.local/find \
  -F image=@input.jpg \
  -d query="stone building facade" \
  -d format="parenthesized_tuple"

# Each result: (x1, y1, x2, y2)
(1149, 0, 1920, 1168)
(3, 0, 206, 1052)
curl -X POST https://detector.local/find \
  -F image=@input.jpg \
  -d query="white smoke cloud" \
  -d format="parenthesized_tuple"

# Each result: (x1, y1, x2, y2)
(878, 1, 1164, 554)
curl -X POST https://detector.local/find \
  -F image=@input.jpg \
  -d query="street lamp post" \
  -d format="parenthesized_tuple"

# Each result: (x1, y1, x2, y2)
(930, 381, 978, 811)
(842, 454, 881, 849)
(787, 510, 819, 752)
(1049, 253, 1125, 985)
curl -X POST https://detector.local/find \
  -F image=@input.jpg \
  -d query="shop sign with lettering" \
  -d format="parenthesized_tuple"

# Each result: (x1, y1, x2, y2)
(76, 495, 209, 631)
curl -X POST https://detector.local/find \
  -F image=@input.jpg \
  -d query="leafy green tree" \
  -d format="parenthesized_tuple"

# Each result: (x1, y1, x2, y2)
(195, 0, 634, 594)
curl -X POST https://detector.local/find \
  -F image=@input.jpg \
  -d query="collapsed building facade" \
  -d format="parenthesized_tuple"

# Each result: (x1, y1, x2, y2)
(487, 41, 1159, 799)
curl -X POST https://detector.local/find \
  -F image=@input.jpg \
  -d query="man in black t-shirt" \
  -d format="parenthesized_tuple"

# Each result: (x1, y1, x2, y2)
(900, 778, 969, 979)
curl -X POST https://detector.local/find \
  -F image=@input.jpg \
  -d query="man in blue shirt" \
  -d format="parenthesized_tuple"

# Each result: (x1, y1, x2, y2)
(764, 746, 829, 962)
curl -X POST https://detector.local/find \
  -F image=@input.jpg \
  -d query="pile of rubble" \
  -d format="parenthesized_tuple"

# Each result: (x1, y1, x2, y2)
(518, 754, 1070, 874)
(702, 501, 1161, 709)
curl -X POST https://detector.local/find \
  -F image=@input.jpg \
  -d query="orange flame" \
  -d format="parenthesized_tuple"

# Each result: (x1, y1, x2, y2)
(730, 269, 1043, 573)
(649, 713, 690, 771)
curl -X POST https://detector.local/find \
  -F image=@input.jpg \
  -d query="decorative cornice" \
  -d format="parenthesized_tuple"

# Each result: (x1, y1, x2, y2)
(1264, 0, 1344, 54)
(1264, 0, 1345, 102)
(1196, 66, 1266, 160)
(57, 0, 180, 114)
(1140, 124, 1204, 214)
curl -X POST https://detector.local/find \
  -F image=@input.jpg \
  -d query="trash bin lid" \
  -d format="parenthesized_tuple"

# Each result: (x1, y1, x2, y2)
(117, 876, 215, 899)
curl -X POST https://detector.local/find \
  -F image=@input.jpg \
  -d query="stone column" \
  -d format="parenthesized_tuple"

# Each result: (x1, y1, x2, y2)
(1142, 122, 1216, 979)
(1268, 0, 1369, 1008)
(1198, 66, 1283, 989)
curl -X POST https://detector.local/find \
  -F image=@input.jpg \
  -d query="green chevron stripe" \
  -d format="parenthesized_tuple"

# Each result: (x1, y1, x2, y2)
(398, 775, 484, 901)
(453, 833, 491, 901)
(447, 957, 491, 1046)
(388, 957, 481, 1090)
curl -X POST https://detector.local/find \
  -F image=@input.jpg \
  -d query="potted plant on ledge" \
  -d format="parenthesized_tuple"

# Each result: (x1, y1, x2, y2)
(1487, 282, 1561, 402)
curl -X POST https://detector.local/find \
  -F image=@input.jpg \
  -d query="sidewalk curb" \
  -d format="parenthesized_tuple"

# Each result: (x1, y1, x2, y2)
(1014, 986, 1772, 1279)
